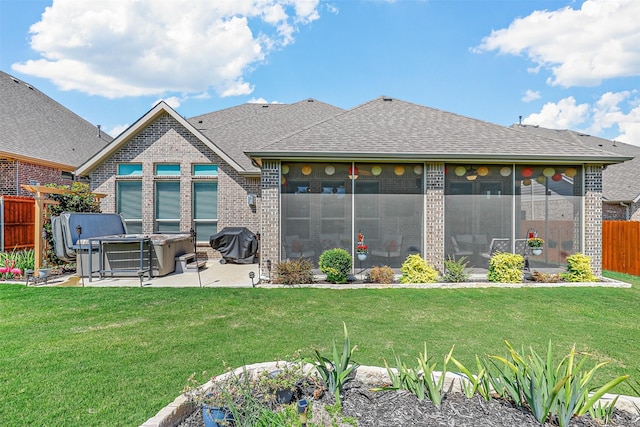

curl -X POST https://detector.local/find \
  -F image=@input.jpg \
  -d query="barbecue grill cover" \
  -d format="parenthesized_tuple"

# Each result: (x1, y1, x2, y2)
(209, 227, 258, 264)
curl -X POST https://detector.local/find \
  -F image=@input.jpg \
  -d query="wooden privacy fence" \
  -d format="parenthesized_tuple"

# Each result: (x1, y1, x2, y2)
(602, 220, 640, 276)
(0, 195, 35, 252)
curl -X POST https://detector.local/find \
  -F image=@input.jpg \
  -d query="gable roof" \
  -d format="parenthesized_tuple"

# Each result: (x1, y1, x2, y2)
(77, 99, 344, 176)
(76, 101, 246, 176)
(189, 99, 344, 172)
(248, 96, 631, 165)
(0, 71, 111, 170)
(511, 124, 640, 203)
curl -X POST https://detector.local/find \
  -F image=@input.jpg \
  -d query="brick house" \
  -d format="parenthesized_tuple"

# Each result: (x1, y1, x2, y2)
(0, 71, 111, 195)
(76, 96, 630, 277)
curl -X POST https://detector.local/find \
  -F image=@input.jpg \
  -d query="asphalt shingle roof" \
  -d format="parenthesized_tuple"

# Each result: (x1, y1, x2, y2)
(249, 97, 629, 164)
(511, 124, 640, 202)
(0, 71, 111, 169)
(188, 99, 344, 172)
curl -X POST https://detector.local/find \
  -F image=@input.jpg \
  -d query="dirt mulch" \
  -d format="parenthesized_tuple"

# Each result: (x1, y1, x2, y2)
(177, 379, 640, 426)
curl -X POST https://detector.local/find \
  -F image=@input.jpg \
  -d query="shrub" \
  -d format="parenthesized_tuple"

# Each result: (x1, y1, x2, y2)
(366, 265, 395, 284)
(442, 256, 470, 283)
(319, 248, 352, 284)
(273, 258, 314, 285)
(487, 252, 523, 283)
(561, 253, 597, 282)
(399, 254, 438, 284)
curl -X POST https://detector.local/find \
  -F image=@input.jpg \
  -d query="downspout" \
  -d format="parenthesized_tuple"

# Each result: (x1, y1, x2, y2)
(15, 159, 19, 196)
(620, 202, 630, 220)
(1, 195, 4, 252)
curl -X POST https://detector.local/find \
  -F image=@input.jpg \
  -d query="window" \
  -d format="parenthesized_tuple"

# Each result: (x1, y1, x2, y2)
(155, 164, 180, 176)
(117, 181, 142, 233)
(118, 164, 142, 176)
(193, 164, 218, 177)
(193, 182, 218, 242)
(155, 181, 180, 232)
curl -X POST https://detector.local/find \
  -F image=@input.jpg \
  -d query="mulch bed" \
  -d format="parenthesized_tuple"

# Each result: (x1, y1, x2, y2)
(177, 379, 640, 426)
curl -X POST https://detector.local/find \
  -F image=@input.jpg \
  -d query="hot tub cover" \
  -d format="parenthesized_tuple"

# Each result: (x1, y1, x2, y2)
(209, 227, 258, 264)
(52, 212, 127, 261)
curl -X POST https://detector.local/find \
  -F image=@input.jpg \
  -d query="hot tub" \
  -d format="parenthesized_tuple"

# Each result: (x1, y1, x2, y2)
(77, 233, 194, 278)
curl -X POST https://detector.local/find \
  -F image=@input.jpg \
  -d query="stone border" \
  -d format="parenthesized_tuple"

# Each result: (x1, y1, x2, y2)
(140, 362, 640, 427)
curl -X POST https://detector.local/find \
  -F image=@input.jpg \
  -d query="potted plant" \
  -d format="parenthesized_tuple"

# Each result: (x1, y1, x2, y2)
(258, 360, 304, 404)
(183, 371, 240, 427)
(356, 231, 368, 261)
(527, 237, 544, 256)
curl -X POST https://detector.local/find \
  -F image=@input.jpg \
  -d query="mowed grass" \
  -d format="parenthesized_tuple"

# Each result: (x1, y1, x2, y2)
(1, 272, 639, 426)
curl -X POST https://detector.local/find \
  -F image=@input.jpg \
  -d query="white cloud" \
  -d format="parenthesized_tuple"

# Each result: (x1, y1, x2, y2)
(522, 96, 590, 129)
(523, 91, 640, 145)
(476, 0, 640, 87)
(154, 96, 182, 109)
(12, 0, 320, 99)
(522, 90, 541, 102)
(247, 97, 281, 104)
(107, 123, 129, 138)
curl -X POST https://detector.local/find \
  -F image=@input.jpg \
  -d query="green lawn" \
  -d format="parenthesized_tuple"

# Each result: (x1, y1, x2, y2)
(1, 272, 639, 426)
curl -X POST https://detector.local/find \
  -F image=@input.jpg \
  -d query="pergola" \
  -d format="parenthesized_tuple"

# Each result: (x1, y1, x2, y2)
(20, 185, 105, 275)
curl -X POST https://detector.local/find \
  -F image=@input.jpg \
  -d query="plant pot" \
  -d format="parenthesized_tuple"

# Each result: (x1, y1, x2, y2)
(357, 253, 367, 261)
(202, 404, 233, 427)
(275, 388, 293, 404)
(38, 268, 51, 278)
(531, 248, 543, 256)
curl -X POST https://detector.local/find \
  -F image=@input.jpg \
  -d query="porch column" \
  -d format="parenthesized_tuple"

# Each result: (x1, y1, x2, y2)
(425, 162, 445, 273)
(260, 160, 280, 280)
(584, 164, 603, 277)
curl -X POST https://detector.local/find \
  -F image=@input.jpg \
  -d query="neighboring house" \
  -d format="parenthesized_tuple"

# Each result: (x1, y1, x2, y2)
(76, 96, 630, 277)
(511, 124, 640, 221)
(0, 71, 112, 195)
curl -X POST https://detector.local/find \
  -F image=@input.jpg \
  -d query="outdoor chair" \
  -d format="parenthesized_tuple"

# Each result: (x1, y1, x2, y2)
(370, 234, 403, 261)
(480, 238, 510, 259)
(451, 236, 473, 258)
(284, 235, 315, 259)
(514, 239, 528, 255)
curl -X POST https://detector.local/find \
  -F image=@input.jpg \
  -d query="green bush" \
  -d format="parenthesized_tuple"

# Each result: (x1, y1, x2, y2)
(442, 256, 470, 283)
(399, 254, 438, 284)
(273, 258, 314, 285)
(561, 253, 597, 282)
(487, 252, 523, 283)
(44, 182, 102, 265)
(319, 248, 352, 284)
(366, 265, 395, 284)
(0, 249, 34, 279)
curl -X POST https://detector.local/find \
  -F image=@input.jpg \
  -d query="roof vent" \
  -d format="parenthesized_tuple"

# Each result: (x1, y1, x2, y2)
(383, 97, 393, 101)
(262, 105, 269, 108)
(307, 99, 314, 102)
(26, 84, 34, 90)
(11, 77, 19, 83)
(198, 120, 203, 123)
(97, 124, 101, 138)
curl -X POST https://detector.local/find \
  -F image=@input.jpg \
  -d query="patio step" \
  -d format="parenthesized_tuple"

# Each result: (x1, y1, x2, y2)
(175, 253, 206, 273)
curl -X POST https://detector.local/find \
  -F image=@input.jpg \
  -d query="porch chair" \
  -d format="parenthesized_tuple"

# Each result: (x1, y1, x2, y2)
(370, 234, 403, 262)
(284, 235, 315, 259)
(514, 239, 528, 255)
(451, 236, 473, 258)
(480, 238, 511, 259)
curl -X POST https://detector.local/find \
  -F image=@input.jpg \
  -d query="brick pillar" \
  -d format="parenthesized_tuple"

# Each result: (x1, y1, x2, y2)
(260, 161, 280, 279)
(425, 162, 445, 272)
(584, 165, 603, 277)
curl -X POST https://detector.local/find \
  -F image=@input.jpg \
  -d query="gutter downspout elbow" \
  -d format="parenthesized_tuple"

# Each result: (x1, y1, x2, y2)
(620, 202, 630, 220)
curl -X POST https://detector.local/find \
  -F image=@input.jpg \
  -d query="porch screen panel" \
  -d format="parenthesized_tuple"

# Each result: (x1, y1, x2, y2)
(444, 165, 513, 269)
(516, 165, 582, 269)
(116, 181, 142, 233)
(355, 163, 423, 269)
(193, 182, 218, 242)
(280, 163, 352, 266)
(155, 181, 180, 232)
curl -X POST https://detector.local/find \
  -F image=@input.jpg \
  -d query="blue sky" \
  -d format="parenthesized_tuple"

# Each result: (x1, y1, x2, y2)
(1, 0, 639, 144)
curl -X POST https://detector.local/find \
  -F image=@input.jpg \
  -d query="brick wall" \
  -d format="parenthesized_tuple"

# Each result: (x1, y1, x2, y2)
(89, 113, 260, 258)
(259, 160, 280, 279)
(584, 165, 603, 276)
(425, 162, 445, 272)
(0, 159, 73, 196)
